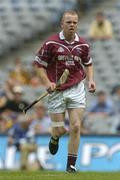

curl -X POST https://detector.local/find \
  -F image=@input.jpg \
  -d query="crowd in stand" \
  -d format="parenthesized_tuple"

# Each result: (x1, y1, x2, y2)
(0, 10, 120, 136)
(0, 57, 70, 135)
(0, 56, 120, 135)
(0, 57, 47, 133)
(83, 89, 120, 134)
(1, 1, 119, 171)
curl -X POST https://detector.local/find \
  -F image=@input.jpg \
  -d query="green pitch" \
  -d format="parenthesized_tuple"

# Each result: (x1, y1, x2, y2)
(0, 171, 120, 180)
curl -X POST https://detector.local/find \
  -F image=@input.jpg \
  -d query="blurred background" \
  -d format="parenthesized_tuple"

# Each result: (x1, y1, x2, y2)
(0, 0, 120, 171)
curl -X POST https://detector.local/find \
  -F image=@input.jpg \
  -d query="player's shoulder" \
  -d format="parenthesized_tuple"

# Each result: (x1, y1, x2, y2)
(46, 33, 60, 43)
(36, 33, 59, 52)
(79, 36, 89, 46)
(79, 36, 90, 48)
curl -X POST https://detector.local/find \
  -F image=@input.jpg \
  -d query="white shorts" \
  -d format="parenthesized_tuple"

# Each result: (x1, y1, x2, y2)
(48, 81, 86, 113)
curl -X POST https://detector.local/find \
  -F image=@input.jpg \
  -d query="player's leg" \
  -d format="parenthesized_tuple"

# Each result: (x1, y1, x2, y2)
(64, 82, 86, 172)
(48, 91, 67, 155)
(49, 112, 67, 155)
(66, 108, 85, 172)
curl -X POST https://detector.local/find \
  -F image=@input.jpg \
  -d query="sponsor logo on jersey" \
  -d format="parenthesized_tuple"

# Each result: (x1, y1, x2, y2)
(58, 47, 64, 52)
(76, 47, 82, 54)
(58, 55, 82, 62)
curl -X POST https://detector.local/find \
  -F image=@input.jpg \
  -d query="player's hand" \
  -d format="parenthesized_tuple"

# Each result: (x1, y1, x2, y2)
(47, 82, 56, 93)
(88, 80, 96, 93)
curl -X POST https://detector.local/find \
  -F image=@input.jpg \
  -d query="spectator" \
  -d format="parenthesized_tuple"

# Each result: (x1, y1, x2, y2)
(9, 57, 30, 85)
(7, 114, 43, 170)
(0, 114, 8, 133)
(3, 77, 15, 100)
(110, 85, 120, 134)
(87, 90, 115, 116)
(30, 102, 51, 134)
(0, 110, 17, 133)
(0, 92, 7, 113)
(88, 11, 113, 40)
(111, 85, 120, 114)
(32, 65, 47, 87)
(83, 91, 116, 134)
(2, 86, 29, 113)
(30, 76, 42, 87)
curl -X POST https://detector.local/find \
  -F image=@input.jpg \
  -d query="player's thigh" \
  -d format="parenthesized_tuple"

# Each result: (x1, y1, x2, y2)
(68, 108, 85, 128)
(66, 82, 86, 109)
(49, 112, 65, 122)
(48, 91, 66, 113)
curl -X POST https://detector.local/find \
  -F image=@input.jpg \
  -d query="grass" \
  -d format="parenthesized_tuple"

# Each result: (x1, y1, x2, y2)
(0, 171, 120, 180)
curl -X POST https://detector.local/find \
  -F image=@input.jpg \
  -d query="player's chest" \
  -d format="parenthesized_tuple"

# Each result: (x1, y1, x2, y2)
(51, 43, 83, 65)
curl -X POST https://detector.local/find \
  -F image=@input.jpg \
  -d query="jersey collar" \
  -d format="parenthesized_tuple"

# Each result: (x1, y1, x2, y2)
(59, 31, 79, 43)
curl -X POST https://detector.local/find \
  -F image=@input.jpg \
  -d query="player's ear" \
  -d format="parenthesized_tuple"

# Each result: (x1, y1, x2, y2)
(60, 17, 64, 28)
(60, 21, 63, 28)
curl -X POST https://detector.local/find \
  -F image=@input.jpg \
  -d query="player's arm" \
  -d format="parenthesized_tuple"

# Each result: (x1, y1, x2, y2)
(33, 43, 56, 91)
(81, 44, 96, 93)
(34, 65, 56, 91)
(85, 64, 96, 93)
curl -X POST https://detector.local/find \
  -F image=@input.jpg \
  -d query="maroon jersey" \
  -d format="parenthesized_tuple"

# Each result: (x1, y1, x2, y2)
(34, 31, 92, 90)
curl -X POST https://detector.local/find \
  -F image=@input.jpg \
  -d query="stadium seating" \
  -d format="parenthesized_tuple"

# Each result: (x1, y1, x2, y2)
(83, 114, 120, 134)
(0, 0, 120, 96)
(0, 0, 120, 135)
(0, 0, 120, 94)
(0, 0, 77, 54)
(78, 5, 120, 94)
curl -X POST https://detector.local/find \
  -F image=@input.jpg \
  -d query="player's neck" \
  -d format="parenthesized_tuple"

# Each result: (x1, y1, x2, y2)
(63, 33, 75, 43)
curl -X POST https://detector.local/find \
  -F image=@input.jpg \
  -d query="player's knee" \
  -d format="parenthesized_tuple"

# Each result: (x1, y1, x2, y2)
(71, 123, 80, 134)
(59, 127, 67, 136)
(54, 127, 67, 137)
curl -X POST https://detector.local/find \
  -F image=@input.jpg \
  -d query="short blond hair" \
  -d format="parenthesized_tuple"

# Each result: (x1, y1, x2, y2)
(61, 10, 79, 22)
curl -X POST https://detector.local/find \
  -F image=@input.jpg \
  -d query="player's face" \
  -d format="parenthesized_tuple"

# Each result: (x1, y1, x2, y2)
(61, 14, 78, 36)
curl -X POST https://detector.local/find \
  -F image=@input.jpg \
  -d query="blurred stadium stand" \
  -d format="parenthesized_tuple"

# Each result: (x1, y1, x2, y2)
(0, 0, 120, 135)
(78, 0, 120, 92)
(0, 0, 120, 90)
(1, 1, 120, 172)
(0, 0, 77, 54)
